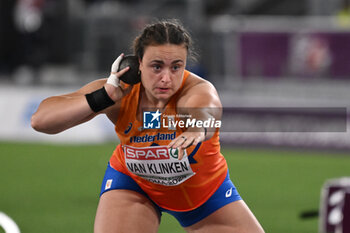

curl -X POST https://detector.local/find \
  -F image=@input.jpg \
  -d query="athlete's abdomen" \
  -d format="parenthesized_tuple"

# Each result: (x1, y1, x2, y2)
(109, 133, 228, 211)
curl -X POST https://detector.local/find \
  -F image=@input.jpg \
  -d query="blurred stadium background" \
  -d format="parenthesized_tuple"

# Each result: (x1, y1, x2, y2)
(1, 0, 350, 232)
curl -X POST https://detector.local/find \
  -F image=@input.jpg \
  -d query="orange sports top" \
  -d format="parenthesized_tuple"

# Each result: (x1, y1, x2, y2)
(109, 70, 228, 211)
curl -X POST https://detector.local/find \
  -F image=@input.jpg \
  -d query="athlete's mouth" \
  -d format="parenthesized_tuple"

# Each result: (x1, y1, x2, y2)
(157, 87, 170, 92)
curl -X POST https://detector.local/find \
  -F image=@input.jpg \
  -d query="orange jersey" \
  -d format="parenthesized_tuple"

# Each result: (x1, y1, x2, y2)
(109, 70, 228, 211)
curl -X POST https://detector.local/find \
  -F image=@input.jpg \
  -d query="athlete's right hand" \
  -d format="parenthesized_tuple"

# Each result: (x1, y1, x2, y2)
(104, 53, 133, 102)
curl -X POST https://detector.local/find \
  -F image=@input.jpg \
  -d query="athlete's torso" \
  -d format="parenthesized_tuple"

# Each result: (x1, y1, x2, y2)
(109, 70, 228, 211)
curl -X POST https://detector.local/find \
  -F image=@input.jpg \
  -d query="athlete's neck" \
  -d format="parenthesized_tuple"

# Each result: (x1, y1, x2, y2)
(140, 86, 170, 110)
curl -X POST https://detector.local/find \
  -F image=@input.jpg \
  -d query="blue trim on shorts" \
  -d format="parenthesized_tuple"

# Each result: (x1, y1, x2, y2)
(160, 172, 242, 227)
(100, 163, 148, 197)
(99, 163, 242, 227)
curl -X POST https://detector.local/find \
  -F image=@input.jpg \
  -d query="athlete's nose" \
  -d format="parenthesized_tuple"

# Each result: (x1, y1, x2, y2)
(160, 69, 171, 83)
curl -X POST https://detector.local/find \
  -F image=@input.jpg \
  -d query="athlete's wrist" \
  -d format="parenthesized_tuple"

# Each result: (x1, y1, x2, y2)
(85, 86, 115, 112)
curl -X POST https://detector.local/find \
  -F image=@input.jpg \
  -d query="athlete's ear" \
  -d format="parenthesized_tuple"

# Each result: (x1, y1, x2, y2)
(138, 58, 143, 82)
(138, 58, 142, 72)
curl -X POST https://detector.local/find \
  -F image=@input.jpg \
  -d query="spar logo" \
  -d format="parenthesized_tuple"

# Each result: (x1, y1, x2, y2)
(124, 146, 184, 160)
(125, 146, 169, 160)
(143, 110, 161, 129)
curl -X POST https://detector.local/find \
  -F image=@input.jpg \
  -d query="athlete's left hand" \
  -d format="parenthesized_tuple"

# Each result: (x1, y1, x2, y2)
(167, 130, 205, 160)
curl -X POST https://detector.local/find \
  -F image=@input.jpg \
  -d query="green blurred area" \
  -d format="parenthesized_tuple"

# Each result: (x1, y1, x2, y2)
(0, 142, 349, 233)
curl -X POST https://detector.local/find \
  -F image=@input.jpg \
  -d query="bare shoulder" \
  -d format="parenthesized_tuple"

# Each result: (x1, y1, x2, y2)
(183, 72, 216, 92)
(179, 72, 219, 100)
(177, 72, 221, 108)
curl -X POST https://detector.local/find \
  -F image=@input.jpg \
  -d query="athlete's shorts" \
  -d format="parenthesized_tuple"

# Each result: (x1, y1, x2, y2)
(100, 163, 242, 227)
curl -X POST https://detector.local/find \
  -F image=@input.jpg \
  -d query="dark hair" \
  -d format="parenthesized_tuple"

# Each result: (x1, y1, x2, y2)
(133, 19, 196, 61)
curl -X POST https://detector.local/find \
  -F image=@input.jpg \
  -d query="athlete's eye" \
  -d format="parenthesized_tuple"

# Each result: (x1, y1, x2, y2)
(172, 64, 182, 71)
(152, 65, 161, 71)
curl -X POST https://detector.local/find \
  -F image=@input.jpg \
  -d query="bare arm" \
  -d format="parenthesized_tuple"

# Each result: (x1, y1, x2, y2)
(180, 82, 222, 138)
(168, 75, 222, 159)
(31, 79, 106, 134)
(31, 55, 131, 134)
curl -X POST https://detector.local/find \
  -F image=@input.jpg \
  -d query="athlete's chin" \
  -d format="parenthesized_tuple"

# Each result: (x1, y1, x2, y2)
(155, 93, 172, 99)
(154, 90, 174, 99)
(153, 93, 172, 101)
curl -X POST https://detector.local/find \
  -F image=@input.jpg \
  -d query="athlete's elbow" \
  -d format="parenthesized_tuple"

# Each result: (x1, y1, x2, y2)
(31, 114, 48, 133)
(31, 113, 61, 134)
